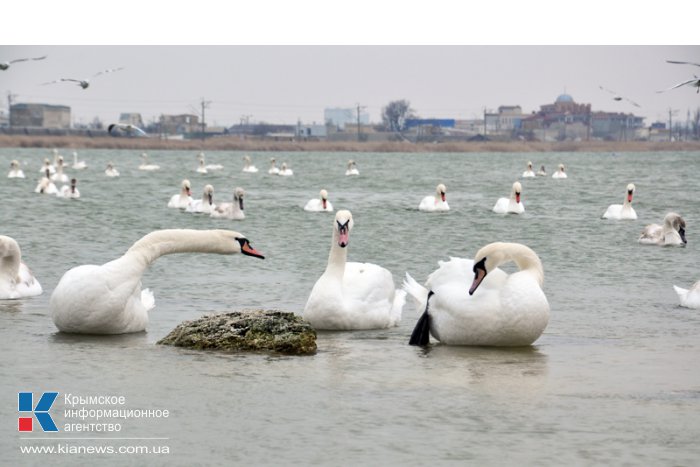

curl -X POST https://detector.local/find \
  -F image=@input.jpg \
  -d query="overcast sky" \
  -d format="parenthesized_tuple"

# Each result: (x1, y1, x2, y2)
(2, 4, 698, 128)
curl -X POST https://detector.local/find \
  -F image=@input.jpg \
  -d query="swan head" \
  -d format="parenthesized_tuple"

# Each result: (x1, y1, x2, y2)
(10, 160, 18, 168)
(70, 178, 77, 192)
(436, 183, 447, 202)
(558, 164, 565, 172)
(665, 213, 687, 244)
(234, 187, 245, 210)
(527, 161, 533, 169)
(334, 210, 353, 248)
(281, 162, 288, 170)
(320, 189, 329, 209)
(626, 183, 635, 203)
(469, 242, 543, 295)
(181, 179, 192, 196)
(107, 162, 114, 169)
(512, 181, 522, 203)
(141, 152, 148, 159)
(213, 231, 264, 259)
(203, 185, 214, 205)
(243, 155, 251, 162)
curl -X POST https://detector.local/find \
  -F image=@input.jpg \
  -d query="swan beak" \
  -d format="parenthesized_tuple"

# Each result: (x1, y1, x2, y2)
(238, 197, 244, 211)
(627, 191, 633, 202)
(208, 193, 213, 205)
(679, 227, 687, 244)
(337, 221, 350, 248)
(469, 258, 487, 295)
(440, 192, 446, 202)
(516, 192, 521, 203)
(240, 239, 265, 259)
(186, 187, 191, 196)
(322, 199, 327, 210)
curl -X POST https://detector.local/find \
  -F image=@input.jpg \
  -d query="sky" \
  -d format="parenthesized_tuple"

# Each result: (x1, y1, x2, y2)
(2, 4, 698, 128)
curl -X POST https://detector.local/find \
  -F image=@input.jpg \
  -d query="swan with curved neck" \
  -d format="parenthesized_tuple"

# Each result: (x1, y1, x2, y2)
(242, 155, 258, 173)
(105, 162, 120, 177)
(603, 183, 637, 219)
(419, 183, 449, 211)
(35, 168, 58, 194)
(522, 161, 535, 178)
(278, 162, 293, 176)
(404, 242, 549, 346)
(72, 151, 87, 170)
(639, 212, 687, 246)
(8, 160, 24, 178)
(168, 179, 193, 209)
(138, 153, 160, 171)
(187, 184, 216, 213)
(0, 235, 42, 299)
(304, 189, 333, 212)
(493, 181, 524, 214)
(50, 229, 264, 334)
(552, 164, 567, 179)
(211, 187, 245, 220)
(303, 210, 405, 330)
(51, 156, 69, 183)
(345, 159, 359, 176)
(57, 178, 80, 199)
(268, 158, 280, 174)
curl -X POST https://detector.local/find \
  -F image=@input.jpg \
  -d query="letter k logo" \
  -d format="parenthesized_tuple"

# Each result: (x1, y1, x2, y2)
(18, 392, 59, 432)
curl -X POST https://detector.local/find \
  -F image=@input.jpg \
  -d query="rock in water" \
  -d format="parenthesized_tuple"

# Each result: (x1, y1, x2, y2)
(157, 310, 316, 355)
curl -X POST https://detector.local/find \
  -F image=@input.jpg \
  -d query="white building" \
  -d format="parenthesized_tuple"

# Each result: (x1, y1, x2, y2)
(324, 107, 369, 130)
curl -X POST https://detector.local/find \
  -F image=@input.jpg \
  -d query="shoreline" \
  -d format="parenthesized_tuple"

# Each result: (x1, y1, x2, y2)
(1, 135, 699, 153)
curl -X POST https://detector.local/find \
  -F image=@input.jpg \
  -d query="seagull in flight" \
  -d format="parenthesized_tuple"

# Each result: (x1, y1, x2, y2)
(42, 67, 124, 89)
(666, 60, 700, 67)
(658, 60, 700, 93)
(108, 123, 148, 137)
(0, 55, 47, 70)
(599, 85, 641, 107)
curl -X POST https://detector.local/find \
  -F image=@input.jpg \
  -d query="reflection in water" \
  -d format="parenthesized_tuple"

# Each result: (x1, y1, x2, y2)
(0, 301, 24, 313)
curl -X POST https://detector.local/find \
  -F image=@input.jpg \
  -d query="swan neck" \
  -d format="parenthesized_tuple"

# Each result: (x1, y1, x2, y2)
(125, 229, 234, 268)
(487, 243, 544, 287)
(325, 229, 347, 277)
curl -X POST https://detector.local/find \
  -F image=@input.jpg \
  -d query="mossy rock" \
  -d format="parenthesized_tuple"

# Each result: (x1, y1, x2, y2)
(157, 309, 316, 355)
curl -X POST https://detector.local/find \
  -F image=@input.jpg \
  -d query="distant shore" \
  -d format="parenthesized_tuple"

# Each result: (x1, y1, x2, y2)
(1, 135, 699, 153)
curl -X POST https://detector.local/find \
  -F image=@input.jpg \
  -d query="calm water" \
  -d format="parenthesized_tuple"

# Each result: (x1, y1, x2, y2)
(1, 148, 699, 466)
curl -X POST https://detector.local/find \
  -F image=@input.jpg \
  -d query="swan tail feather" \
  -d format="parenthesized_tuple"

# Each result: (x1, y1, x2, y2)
(673, 285, 688, 306)
(409, 291, 433, 346)
(390, 289, 406, 326)
(141, 288, 155, 312)
(402, 272, 429, 312)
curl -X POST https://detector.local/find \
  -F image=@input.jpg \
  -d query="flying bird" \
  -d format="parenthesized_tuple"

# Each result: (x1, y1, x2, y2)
(599, 85, 641, 107)
(108, 123, 148, 137)
(42, 67, 124, 89)
(0, 55, 47, 71)
(657, 76, 700, 94)
(666, 60, 700, 67)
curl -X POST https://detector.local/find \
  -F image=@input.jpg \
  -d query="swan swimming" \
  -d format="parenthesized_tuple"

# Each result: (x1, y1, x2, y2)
(278, 162, 294, 176)
(639, 212, 687, 246)
(198, 152, 223, 170)
(51, 155, 69, 183)
(196, 156, 208, 174)
(673, 281, 700, 309)
(105, 162, 120, 177)
(56, 178, 80, 199)
(35, 169, 58, 194)
(242, 155, 258, 173)
(304, 189, 334, 212)
(39, 157, 55, 175)
(303, 210, 406, 330)
(72, 151, 87, 170)
(167, 179, 193, 209)
(536, 165, 547, 176)
(268, 158, 280, 175)
(522, 161, 535, 178)
(345, 160, 359, 176)
(602, 183, 637, 220)
(211, 187, 245, 220)
(138, 153, 160, 171)
(0, 235, 42, 299)
(8, 160, 25, 178)
(419, 183, 449, 211)
(552, 164, 567, 179)
(493, 181, 524, 214)
(187, 184, 216, 214)
(404, 242, 549, 346)
(50, 229, 265, 334)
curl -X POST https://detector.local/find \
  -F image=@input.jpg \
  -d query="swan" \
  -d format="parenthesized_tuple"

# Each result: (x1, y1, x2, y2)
(304, 189, 334, 212)
(167, 179, 193, 209)
(536, 165, 547, 176)
(552, 164, 567, 179)
(242, 155, 258, 173)
(56, 178, 80, 199)
(345, 159, 359, 176)
(403, 242, 549, 346)
(0, 235, 42, 299)
(51, 156, 69, 183)
(105, 162, 120, 177)
(522, 161, 535, 178)
(639, 212, 687, 246)
(278, 162, 294, 176)
(50, 229, 265, 334)
(602, 183, 637, 220)
(195, 156, 208, 174)
(303, 210, 406, 330)
(198, 152, 223, 170)
(673, 281, 700, 309)
(211, 187, 245, 220)
(268, 157, 280, 174)
(186, 184, 216, 214)
(39, 157, 55, 175)
(138, 153, 160, 171)
(8, 160, 25, 178)
(72, 151, 87, 170)
(419, 183, 449, 212)
(35, 169, 58, 194)
(493, 181, 524, 214)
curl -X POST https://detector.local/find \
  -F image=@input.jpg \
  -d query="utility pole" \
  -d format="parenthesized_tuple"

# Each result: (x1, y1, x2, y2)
(200, 98, 211, 141)
(356, 103, 366, 142)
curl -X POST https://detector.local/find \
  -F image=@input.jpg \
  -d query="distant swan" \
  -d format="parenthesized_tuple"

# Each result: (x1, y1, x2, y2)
(186, 184, 216, 214)
(536, 165, 547, 176)
(522, 161, 535, 178)
(404, 242, 549, 346)
(56, 178, 80, 199)
(211, 187, 245, 220)
(304, 189, 334, 212)
(39, 157, 55, 175)
(602, 183, 637, 220)
(198, 152, 223, 170)
(51, 156, 69, 183)
(345, 159, 359, 176)
(35, 169, 58, 194)
(268, 158, 280, 175)
(167, 179, 193, 209)
(105, 162, 120, 177)
(303, 210, 405, 330)
(0, 235, 42, 299)
(138, 153, 160, 171)
(49, 229, 264, 334)
(8, 160, 25, 178)
(195, 156, 208, 174)
(493, 181, 524, 214)
(242, 155, 258, 173)
(552, 164, 567, 179)
(72, 151, 87, 170)
(639, 212, 687, 246)
(419, 183, 449, 211)
(673, 281, 700, 309)
(278, 162, 293, 176)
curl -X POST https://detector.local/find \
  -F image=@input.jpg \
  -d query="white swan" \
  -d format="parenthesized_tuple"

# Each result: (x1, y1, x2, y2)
(522, 161, 535, 178)
(419, 183, 449, 212)
(493, 181, 524, 214)
(0, 235, 42, 299)
(105, 162, 120, 177)
(536, 165, 547, 176)
(345, 159, 359, 176)
(8, 160, 25, 178)
(186, 184, 216, 214)
(51, 156, 69, 183)
(138, 153, 160, 171)
(211, 187, 245, 220)
(50, 229, 265, 334)
(304, 189, 334, 212)
(268, 157, 280, 175)
(35, 169, 58, 194)
(639, 212, 687, 246)
(39, 157, 55, 175)
(278, 162, 293, 176)
(242, 155, 258, 173)
(552, 164, 567, 179)
(56, 178, 80, 199)
(198, 152, 223, 170)
(72, 151, 87, 170)
(602, 183, 637, 220)
(303, 210, 406, 330)
(403, 242, 549, 346)
(167, 179, 193, 209)
(195, 156, 208, 174)
(673, 281, 700, 309)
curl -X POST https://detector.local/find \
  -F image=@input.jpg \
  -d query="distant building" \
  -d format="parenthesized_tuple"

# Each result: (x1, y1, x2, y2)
(404, 118, 455, 129)
(485, 106, 524, 135)
(296, 123, 327, 139)
(10, 103, 71, 128)
(119, 113, 144, 128)
(159, 114, 200, 134)
(324, 107, 369, 130)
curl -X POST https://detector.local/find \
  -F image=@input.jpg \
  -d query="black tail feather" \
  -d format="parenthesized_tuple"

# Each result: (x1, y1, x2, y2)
(409, 291, 433, 346)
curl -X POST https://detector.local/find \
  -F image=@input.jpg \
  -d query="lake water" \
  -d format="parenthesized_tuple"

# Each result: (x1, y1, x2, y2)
(1, 148, 699, 466)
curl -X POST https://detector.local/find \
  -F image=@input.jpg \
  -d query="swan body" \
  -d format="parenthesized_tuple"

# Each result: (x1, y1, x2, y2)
(552, 164, 567, 179)
(303, 210, 405, 330)
(8, 160, 25, 178)
(196, 157, 208, 174)
(105, 162, 120, 177)
(639, 212, 687, 246)
(493, 181, 524, 214)
(602, 183, 637, 220)
(167, 179, 193, 209)
(268, 158, 280, 174)
(419, 183, 449, 212)
(51, 156, 69, 183)
(242, 155, 258, 173)
(50, 229, 264, 334)
(304, 189, 334, 212)
(211, 187, 245, 220)
(404, 242, 549, 346)
(522, 161, 535, 178)
(0, 235, 42, 299)
(35, 170, 58, 194)
(72, 151, 87, 170)
(345, 160, 359, 176)
(198, 152, 223, 170)
(278, 162, 293, 176)
(536, 165, 547, 176)
(56, 178, 80, 199)
(187, 184, 216, 214)
(138, 153, 160, 171)
(39, 158, 56, 175)
(673, 281, 700, 309)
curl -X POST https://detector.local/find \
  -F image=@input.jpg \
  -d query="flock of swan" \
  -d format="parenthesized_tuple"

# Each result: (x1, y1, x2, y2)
(2, 151, 697, 349)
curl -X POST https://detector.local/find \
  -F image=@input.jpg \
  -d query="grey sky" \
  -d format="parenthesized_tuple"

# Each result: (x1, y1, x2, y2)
(2, 45, 699, 127)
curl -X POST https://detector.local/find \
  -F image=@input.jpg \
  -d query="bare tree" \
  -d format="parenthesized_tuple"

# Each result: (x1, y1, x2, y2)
(381, 99, 416, 132)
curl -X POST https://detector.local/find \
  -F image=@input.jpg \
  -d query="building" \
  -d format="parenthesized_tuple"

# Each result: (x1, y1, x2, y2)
(324, 107, 369, 130)
(485, 106, 524, 135)
(158, 114, 200, 135)
(296, 122, 327, 139)
(119, 113, 144, 128)
(10, 103, 71, 128)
